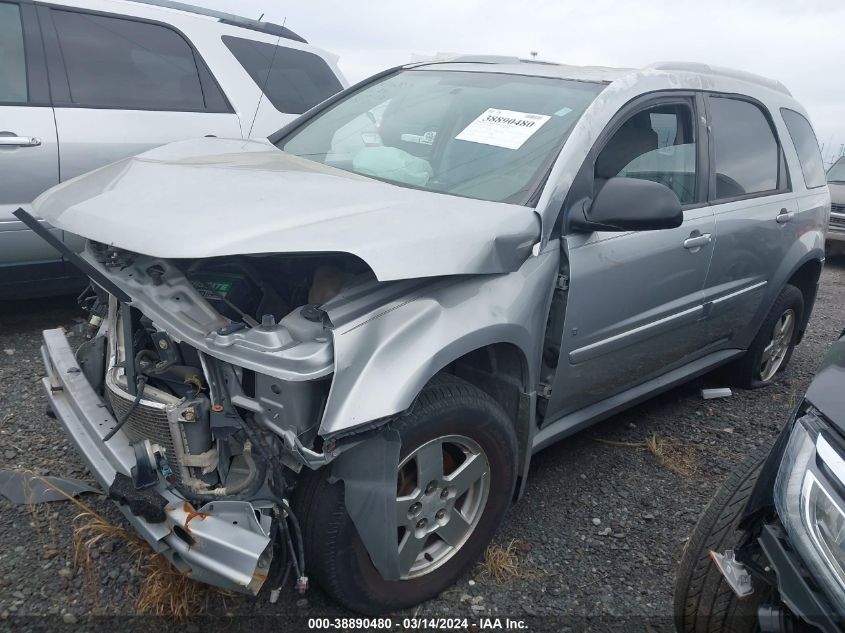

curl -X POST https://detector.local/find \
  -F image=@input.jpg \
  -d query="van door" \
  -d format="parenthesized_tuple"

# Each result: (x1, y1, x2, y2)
(0, 2, 64, 292)
(37, 6, 243, 252)
(545, 95, 715, 419)
(698, 95, 795, 350)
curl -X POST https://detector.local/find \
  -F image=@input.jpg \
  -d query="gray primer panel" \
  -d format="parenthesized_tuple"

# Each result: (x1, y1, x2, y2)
(330, 428, 402, 580)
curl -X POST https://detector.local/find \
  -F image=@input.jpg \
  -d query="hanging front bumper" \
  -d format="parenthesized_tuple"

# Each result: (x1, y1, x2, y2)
(40, 327, 273, 594)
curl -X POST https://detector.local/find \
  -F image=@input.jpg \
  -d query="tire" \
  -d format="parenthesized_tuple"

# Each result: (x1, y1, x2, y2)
(293, 374, 518, 614)
(723, 284, 804, 388)
(674, 446, 772, 633)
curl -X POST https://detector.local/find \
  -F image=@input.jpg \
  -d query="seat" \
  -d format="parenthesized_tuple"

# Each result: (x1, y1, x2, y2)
(594, 114, 659, 193)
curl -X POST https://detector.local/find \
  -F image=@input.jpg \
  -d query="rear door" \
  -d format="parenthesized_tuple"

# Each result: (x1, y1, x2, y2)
(37, 5, 243, 251)
(0, 2, 63, 285)
(698, 95, 796, 348)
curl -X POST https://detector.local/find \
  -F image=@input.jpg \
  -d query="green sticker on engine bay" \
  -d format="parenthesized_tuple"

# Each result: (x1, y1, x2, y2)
(189, 271, 243, 299)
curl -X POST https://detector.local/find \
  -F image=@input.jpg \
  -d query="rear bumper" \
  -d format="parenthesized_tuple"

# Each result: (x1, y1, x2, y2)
(41, 327, 272, 594)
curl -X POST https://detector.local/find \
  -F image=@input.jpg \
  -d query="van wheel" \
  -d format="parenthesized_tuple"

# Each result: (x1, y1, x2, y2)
(723, 284, 803, 388)
(674, 446, 772, 633)
(293, 374, 518, 614)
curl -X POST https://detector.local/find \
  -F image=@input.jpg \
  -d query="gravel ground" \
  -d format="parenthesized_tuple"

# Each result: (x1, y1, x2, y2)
(2, 259, 845, 631)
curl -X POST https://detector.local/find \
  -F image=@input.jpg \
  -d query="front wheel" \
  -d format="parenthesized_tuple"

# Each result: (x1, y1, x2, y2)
(293, 374, 518, 614)
(674, 447, 773, 633)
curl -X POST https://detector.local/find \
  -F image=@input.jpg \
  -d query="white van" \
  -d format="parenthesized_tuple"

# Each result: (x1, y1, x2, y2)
(0, 0, 346, 298)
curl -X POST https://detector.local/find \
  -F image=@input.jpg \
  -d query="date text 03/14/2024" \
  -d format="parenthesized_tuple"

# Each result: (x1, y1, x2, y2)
(306, 617, 529, 630)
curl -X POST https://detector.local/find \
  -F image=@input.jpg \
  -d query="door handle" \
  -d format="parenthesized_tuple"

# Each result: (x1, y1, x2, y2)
(0, 135, 41, 147)
(776, 208, 793, 224)
(683, 233, 712, 250)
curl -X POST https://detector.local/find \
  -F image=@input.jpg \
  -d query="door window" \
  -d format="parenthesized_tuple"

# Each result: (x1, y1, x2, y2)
(0, 3, 27, 103)
(595, 103, 697, 205)
(781, 109, 826, 189)
(710, 97, 780, 199)
(223, 36, 342, 114)
(51, 10, 205, 110)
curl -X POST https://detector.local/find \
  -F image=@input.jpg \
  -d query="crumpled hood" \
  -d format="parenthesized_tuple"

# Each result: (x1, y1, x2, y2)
(34, 137, 540, 281)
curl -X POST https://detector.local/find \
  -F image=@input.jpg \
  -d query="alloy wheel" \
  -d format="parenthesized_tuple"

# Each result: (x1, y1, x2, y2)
(758, 308, 796, 382)
(394, 434, 490, 579)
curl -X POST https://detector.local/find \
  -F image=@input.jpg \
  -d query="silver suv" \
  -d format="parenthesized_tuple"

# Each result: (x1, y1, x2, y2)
(0, 0, 345, 298)
(24, 57, 828, 613)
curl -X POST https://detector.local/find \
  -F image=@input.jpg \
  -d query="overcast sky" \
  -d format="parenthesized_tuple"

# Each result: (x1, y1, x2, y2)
(197, 0, 844, 165)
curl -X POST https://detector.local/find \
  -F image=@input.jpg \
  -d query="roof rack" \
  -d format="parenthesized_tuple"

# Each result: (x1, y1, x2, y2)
(126, 0, 306, 43)
(447, 54, 523, 65)
(648, 62, 791, 96)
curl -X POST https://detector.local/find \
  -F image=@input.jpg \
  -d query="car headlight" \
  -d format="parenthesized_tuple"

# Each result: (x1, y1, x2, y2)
(775, 410, 845, 610)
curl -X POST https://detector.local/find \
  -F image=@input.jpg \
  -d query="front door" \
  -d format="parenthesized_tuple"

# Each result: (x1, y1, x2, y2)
(546, 95, 715, 419)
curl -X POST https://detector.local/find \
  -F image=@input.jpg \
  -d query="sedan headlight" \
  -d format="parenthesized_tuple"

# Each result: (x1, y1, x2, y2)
(775, 410, 845, 610)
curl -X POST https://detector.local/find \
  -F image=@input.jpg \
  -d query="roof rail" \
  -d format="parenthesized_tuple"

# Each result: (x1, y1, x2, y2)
(126, 0, 306, 43)
(447, 54, 523, 65)
(648, 62, 791, 96)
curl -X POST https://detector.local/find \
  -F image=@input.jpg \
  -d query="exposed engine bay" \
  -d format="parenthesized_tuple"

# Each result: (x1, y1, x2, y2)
(73, 244, 383, 597)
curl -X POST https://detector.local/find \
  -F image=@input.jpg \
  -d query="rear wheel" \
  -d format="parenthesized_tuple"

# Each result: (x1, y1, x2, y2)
(293, 374, 518, 614)
(722, 284, 803, 388)
(674, 447, 772, 633)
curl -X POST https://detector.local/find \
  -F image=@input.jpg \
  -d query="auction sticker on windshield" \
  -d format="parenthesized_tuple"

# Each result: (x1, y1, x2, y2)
(456, 108, 551, 150)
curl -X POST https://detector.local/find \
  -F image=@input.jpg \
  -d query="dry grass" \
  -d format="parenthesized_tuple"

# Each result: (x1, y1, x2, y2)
(31, 474, 221, 618)
(478, 539, 535, 585)
(134, 549, 217, 617)
(594, 433, 698, 478)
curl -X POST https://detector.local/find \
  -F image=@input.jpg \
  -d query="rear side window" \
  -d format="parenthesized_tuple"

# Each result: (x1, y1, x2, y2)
(0, 3, 27, 103)
(781, 109, 826, 189)
(51, 10, 205, 110)
(223, 36, 342, 114)
(710, 97, 780, 199)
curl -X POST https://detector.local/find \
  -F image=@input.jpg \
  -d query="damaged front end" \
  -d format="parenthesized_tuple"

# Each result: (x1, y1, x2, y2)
(42, 241, 406, 596)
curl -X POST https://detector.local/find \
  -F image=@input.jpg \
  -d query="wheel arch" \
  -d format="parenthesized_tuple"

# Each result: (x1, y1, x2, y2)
(740, 247, 823, 350)
(785, 256, 823, 342)
(323, 325, 538, 439)
(446, 342, 534, 502)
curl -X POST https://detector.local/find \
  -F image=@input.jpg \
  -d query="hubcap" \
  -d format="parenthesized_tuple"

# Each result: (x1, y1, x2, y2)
(759, 308, 796, 382)
(394, 434, 490, 579)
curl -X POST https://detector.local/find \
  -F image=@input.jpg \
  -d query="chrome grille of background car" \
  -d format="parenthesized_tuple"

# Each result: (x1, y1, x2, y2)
(832, 203, 845, 214)
(829, 214, 845, 231)
(105, 386, 183, 484)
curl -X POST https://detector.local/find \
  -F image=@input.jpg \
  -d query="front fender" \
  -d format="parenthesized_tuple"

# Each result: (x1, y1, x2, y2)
(318, 245, 560, 438)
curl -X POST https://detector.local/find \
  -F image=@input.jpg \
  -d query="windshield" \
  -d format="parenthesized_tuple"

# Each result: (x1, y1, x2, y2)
(275, 69, 605, 204)
(829, 158, 845, 183)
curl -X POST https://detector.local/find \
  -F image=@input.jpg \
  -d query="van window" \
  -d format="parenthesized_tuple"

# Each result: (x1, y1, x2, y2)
(223, 36, 342, 114)
(829, 158, 845, 184)
(51, 10, 205, 110)
(595, 103, 697, 205)
(0, 3, 27, 103)
(710, 97, 779, 199)
(781, 109, 826, 189)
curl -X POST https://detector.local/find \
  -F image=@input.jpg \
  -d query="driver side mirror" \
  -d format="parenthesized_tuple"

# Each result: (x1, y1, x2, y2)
(569, 177, 683, 233)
